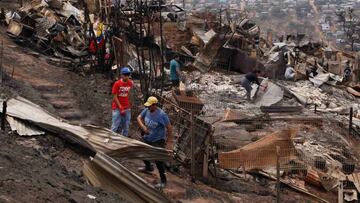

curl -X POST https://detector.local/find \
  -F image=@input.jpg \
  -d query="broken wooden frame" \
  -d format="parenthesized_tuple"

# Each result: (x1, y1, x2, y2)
(157, 95, 214, 178)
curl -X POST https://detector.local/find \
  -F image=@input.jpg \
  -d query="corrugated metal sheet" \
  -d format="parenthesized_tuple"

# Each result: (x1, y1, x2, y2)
(0, 97, 171, 161)
(6, 116, 45, 136)
(83, 153, 171, 203)
(1, 97, 172, 203)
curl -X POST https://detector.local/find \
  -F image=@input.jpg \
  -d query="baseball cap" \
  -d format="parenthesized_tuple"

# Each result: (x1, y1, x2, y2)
(144, 96, 158, 107)
(121, 67, 131, 75)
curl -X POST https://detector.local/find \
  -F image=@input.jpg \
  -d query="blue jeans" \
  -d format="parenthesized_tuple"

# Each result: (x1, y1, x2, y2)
(111, 109, 131, 136)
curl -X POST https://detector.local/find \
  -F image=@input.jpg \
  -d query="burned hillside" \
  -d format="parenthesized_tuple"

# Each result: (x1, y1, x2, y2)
(0, 0, 359, 203)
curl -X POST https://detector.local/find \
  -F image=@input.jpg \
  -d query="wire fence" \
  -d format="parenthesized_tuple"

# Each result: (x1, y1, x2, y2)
(216, 108, 359, 176)
(132, 86, 213, 178)
(131, 80, 359, 181)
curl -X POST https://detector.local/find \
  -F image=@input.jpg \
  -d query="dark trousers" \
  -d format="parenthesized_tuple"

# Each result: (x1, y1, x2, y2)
(241, 78, 252, 100)
(171, 80, 180, 87)
(143, 139, 167, 183)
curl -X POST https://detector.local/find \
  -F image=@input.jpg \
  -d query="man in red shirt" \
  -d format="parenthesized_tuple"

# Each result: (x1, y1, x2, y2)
(111, 67, 133, 136)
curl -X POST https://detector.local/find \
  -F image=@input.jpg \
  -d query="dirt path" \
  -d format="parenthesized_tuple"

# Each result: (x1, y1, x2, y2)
(0, 29, 113, 126)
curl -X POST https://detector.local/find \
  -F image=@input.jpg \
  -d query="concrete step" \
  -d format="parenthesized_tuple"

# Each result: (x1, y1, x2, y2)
(58, 109, 84, 121)
(33, 84, 61, 92)
(41, 92, 73, 100)
(51, 100, 74, 109)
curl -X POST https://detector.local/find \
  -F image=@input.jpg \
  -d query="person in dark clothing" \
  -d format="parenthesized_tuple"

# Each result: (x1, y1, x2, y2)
(137, 96, 173, 189)
(343, 61, 352, 82)
(241, 70, 264, 101)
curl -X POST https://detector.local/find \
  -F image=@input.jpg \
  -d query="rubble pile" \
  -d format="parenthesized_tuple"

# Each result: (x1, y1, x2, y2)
(1, 0, 360, 202)
(6, 0, 88, 64)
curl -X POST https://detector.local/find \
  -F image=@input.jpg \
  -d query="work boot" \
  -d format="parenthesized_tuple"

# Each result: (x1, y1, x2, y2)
(137, 166, 154, 173)
(154, 182, 166, 190)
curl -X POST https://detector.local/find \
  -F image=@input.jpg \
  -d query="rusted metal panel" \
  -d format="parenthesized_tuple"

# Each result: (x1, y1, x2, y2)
(222, 109, 254, 123)
(305, 168, 322, 188)
(260, 106, 302, 113)
(172, 90, 204, 114)
(218, 128, 298, 170)
(260, 106, 303, 113)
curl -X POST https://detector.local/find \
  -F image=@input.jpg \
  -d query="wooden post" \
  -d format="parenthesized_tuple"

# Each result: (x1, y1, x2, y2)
(349, 107, 353, 136)
(276, 146, 281, 203)
(242, 165, 246, 180)
(1, 101, 7, 130)
(11, 64, 15, 79)
(338, 181, 344, 203)
(159, 0, 165, 95)
(190, 111, 195, 181)
(202, 145, 209, 178)
(314, 104, 317, 114)
(0, 40, 3, 83)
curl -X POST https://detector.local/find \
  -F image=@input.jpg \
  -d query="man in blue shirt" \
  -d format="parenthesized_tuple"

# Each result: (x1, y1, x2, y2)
(170, 55, 182, 88)
(137, 96, 173, 189)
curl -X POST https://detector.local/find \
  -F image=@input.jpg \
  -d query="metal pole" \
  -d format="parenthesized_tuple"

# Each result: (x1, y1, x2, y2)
(1, 101, 7, 130)
(219, 6, 222, 27)
(159, 1, 165, 95)
(349, 107, 353, 136)
(276, 146, 281, 203)
(190, 111, 195, 181)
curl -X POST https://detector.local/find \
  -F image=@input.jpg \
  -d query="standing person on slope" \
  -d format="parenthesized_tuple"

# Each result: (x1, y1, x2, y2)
(111, 67, 133, 137)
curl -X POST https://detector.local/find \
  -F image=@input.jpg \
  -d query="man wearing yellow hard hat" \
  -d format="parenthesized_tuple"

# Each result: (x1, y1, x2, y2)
(137, 96, 173, 189)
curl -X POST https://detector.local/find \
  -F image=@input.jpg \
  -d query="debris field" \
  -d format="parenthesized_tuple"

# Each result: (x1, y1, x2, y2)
(0, 0, 360, 203)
